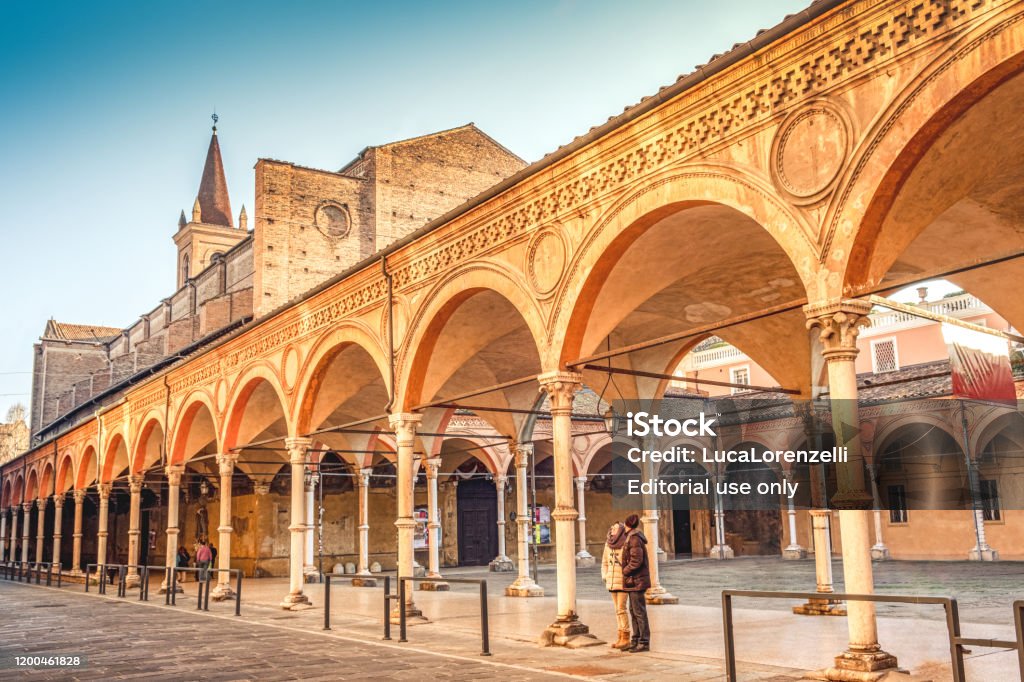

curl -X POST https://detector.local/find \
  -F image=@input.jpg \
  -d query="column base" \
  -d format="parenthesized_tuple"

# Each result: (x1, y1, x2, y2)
(645, 586, 679, 605)
(539, 617, 604, 648)
(280, 593, 312, 610)
(870, 545, 890, 561)
(389, 603, 428, 624)
(968, 547, 998, 561)
(124, 573, 141, 589)
(505, 576, 544, 597)
(158, 582, 184, 594)
(419, 579, 450, 591)
(656, 546, 667, 561)
(783, 545, 808, 560)
(303, 566, 321, 583)
(574, 551, 595, 568)
(210, 583, 236, 601)
(793, 597, 847, 616)
(488, 556, 515, 572)
(805, 649, 905, 681)
(709, 544, 734, 559)
(351, 576, 378, 588)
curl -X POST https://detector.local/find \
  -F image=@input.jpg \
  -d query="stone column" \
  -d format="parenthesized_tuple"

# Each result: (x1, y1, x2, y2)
(21, 501, 32, 563)
(303, 472, 318, 580)
(489, 473, 514, 571)
(0, 507, 7, 562)
(783, 498, 807, 559)
(160, 466, 183, 593)
(640, 457, 677, 604)
(281, 437, 312, 608)
(8, 505, 18, 564)
(806, 300, 897, 676)
(389, 413, 423, 620)
(212, 453, 238, 600)
(420, 457, 448, 590)
(71, 490, 86, 574)
(573, 476, 595, 567)
(866, 465, 889, 561)
(538, 371, 600, 647)
(708, 471, 734, 559)
(125, 475, 144, 588)
(351, 467, 376, 587)
(52, 494, 65, 571)
(96, 484, 112, 568)
(35, 498, 46, 565)
(506, 443, 543, 597)
(793, 510, 845, 616)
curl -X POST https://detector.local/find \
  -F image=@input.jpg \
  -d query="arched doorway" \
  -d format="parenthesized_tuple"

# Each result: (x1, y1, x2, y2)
(455, 475, 497, 567)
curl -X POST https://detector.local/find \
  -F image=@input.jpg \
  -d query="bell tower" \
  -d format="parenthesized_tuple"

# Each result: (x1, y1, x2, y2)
(173, 115, 248, 289)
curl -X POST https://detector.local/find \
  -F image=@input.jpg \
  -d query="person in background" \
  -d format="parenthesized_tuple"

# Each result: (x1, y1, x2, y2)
(195, 539, 212, 581)
(620, 513, 651, 653)
(602, 521, 631, 650)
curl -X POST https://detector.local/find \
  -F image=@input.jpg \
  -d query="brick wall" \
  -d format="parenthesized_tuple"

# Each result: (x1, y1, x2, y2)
(253, 125, 525, 315)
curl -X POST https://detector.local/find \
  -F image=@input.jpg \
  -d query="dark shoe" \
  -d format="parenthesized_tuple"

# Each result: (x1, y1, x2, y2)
(622, 640, 639, 652)
(628, 643, 650, 653)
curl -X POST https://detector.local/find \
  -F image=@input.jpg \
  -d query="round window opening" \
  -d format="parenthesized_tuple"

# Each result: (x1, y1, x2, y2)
(315, 203, 351, 239)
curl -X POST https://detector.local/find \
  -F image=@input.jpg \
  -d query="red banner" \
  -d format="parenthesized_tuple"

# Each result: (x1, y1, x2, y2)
(941, 324, 1016, 404)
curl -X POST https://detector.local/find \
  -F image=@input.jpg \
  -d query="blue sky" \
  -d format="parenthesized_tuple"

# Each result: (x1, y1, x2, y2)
(0, 0, 818, 418)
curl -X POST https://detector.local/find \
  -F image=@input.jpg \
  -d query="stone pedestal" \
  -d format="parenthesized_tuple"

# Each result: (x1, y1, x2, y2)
(870, 544, 890, 561)
(645, 585, 679, 605)
(351, 576, 377, 588)
(419, 580, 450, 591)
(784, 545, 808, 560)
(539, 618, 603, 648)
(709, 544, 734, 559)
(968, 547, 998, 561)
(505, 574, 544, 597)
(489, 556, 515, 572)
(211, 583, 236, 601)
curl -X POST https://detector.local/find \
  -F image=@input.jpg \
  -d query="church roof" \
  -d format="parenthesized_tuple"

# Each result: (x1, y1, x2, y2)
(196, 129, 233, 227)
(42, 320, 121, 343)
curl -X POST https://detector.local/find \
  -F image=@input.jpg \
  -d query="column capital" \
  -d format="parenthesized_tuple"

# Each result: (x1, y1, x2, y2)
(53, 493, 65, 509)
(424, 457, 442, 479)
(574, 476, 587, 488)
(254, 482, 271, 496)
(388, 413, 422, 446)
(128, 475, 145, 495)
(165, 464, 185, 487)
(538, 371, 582, 414)
(22, 501, 33, 513)
(36, 498, 47, 512)
(804, 299, 872, 361)
(304, 471, 319, 492)
(97, 483, 113, 500)
(216, 452, 239, 476)
(285, 437, 312, 464)
(73, 489, 87, 504)
(513, 443, 534, 468)
(358, 467, 373, 487)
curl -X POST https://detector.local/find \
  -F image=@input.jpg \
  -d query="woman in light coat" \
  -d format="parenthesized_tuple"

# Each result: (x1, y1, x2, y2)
(601, 521, 631, 649)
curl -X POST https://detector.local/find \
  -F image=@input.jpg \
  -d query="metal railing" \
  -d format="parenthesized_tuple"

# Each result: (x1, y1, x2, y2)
(0, 560, 60, 588)
(167, 567, 243, 616)
(721, 590, 1024, 682)
(385, 575, 491, 656)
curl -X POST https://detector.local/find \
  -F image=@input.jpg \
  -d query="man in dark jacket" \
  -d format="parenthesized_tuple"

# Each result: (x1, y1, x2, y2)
(619, 513, 651, 652)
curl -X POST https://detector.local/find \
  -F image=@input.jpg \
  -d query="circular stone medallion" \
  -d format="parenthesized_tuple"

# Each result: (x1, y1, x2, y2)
(526, 228, 567, 297)
(772, 101, 851, 204)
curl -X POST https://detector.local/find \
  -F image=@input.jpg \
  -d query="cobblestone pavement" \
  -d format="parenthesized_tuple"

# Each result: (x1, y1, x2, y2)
(0, 580, 804, 682)
(443, 556, 1024, 625)
(0, 581, 566, 681)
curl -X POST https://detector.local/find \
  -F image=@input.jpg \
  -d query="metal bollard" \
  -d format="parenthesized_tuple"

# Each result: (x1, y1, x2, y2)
(323, 575, 331, 630)
(398, 578, 407, 643)
(196, 573, 204, 610)
(99, 565, 106, 595)
(118, 566, 127, 598)
(383, 576, 391, 641)
(171, 568, 178, 606)
(235, 570, 242, 617)
(204, 570, 212, 611)
(479, 581, 490, 656)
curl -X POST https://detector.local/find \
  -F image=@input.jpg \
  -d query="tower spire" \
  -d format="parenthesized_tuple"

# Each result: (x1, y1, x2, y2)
(195, 114, 232, 226)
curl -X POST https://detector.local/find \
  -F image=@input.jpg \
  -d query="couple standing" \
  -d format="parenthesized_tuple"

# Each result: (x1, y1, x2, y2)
(601, 514, 651, 653)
